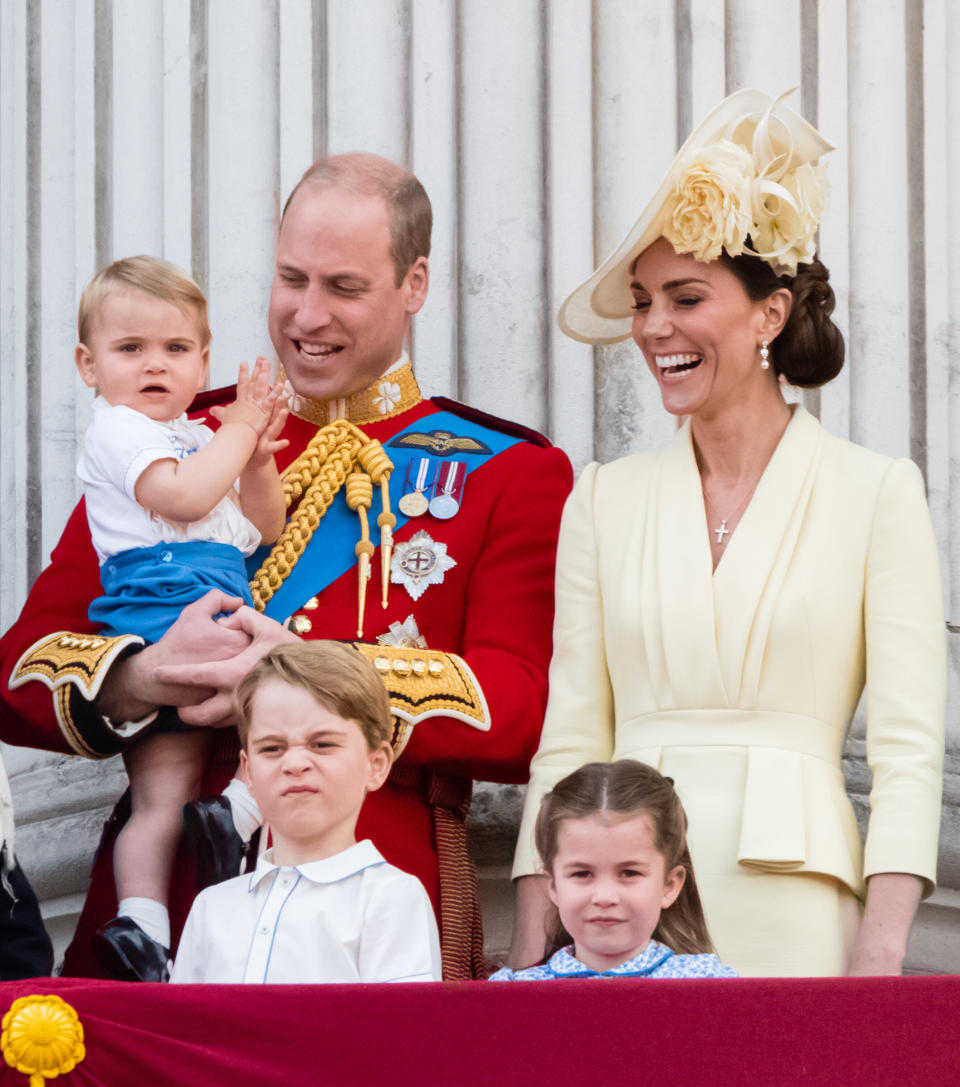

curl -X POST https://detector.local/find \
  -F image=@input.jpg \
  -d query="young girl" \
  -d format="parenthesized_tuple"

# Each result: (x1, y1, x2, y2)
(74, 255, 288, 981)
(491, 760, 737, 979)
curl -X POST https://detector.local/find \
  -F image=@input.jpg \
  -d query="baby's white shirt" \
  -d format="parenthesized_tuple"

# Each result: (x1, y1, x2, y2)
(77, 397, 261, 564)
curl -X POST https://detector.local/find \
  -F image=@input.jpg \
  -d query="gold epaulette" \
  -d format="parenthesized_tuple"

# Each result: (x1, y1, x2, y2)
(9, 632, 145, 758)
(352, 643, 490, 757)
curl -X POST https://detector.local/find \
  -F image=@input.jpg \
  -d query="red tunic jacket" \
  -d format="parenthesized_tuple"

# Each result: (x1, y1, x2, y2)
(0, 380, 572, 977)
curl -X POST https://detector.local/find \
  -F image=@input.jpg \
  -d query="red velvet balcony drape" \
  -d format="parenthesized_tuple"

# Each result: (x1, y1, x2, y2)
(1, 976, 957, 1086)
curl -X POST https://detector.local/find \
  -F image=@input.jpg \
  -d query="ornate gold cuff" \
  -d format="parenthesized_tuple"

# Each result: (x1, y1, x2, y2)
(9, 631, 148, 757)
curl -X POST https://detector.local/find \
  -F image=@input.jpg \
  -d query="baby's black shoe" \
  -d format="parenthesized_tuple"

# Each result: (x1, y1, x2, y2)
(182, 796, 245, 890)
(92, 916, 170, 983)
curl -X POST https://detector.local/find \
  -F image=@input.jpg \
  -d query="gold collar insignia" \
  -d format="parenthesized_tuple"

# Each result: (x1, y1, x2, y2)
(289, 360, 423, 426)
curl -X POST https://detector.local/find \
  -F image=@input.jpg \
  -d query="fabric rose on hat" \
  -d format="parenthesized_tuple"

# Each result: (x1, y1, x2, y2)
(748, 161, 829, 275)
(663, 140, 755, 263)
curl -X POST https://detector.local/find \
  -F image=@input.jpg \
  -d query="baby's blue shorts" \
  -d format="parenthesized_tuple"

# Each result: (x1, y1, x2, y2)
(89, 541, 255, 734)
(89, 540, 254, 644)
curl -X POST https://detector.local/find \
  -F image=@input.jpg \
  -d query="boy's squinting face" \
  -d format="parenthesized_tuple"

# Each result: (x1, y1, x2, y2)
(75, 290, 209, 421)
(239, 679, 392, 866)
(548, 812, 685, 974)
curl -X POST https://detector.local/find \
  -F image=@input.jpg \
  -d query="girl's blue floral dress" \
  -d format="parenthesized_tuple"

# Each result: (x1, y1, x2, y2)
(489, 940, 737, 980)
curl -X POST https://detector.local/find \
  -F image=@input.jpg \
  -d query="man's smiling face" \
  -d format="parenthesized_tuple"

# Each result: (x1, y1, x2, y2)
(267, 184, 428, 403)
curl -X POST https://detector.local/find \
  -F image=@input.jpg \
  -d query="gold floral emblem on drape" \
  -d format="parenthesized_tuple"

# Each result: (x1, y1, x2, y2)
(2, 995, 85, 1086)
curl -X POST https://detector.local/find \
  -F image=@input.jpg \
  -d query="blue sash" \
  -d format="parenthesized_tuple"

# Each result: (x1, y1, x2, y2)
(250, 410, 523, 623)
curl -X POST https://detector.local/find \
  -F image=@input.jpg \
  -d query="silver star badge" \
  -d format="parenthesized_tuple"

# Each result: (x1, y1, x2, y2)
(377, 614, 428, 649)
(391, 531, 456, 601)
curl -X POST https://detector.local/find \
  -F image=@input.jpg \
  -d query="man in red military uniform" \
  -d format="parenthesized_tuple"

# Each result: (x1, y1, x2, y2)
(0, 153, 572, 980)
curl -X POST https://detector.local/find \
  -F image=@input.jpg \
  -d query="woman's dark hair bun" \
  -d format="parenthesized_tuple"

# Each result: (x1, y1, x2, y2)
(720, 249, 845, 388)
(774, 258, 845, 387)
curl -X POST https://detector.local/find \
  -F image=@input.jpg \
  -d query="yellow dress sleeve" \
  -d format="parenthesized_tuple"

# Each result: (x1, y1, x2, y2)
(862, 457, 946, 896)
(512, 463, 617, 877)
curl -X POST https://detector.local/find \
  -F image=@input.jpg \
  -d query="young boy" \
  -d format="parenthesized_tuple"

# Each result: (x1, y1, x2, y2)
(170, 641, 442, 983)
(74, 256, 287, 981)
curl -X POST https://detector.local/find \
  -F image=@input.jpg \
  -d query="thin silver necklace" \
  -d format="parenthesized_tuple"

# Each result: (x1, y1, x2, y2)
(704, 482, 756, 546)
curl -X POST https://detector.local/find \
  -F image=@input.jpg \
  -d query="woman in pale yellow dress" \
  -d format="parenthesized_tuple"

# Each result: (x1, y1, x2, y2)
(509, 90, 945, 977)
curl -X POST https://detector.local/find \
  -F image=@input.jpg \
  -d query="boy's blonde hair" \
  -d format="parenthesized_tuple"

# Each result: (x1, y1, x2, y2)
(77, 255, 210, 346)
(233, 641, 393, 752)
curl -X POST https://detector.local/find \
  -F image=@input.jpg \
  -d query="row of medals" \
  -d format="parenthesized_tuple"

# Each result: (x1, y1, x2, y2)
(397, 458, 464, 521)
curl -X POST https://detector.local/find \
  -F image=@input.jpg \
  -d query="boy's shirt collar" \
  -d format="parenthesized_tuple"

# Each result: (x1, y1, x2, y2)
(247, 838, 385, 890)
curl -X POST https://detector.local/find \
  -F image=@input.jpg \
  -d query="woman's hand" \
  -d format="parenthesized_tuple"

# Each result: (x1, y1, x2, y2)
(508, 874, 553, 968)
(846, 872, 923, 976)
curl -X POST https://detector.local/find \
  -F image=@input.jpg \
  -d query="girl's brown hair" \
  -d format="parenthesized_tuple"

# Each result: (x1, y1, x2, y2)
(535, 759, 716, 957)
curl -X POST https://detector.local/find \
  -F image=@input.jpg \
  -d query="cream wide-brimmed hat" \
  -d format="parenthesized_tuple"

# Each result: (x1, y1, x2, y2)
(558, 89, 834, 345)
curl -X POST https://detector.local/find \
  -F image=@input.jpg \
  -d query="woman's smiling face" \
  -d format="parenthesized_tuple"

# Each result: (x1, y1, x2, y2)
(629, 237, 773, 419)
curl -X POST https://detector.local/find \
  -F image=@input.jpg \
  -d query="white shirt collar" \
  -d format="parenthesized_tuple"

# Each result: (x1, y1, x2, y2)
(247, 839, 386, 891)
(91, 396, 186, 427)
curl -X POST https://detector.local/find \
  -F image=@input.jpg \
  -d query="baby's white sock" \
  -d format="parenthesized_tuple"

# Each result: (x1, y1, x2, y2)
(117, 897, 170, 949)
(221, 778, 262, 843)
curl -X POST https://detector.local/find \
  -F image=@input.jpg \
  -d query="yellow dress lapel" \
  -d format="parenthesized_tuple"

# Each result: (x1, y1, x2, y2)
(645, 422, 727, 708)
(713, 406, 824, 706)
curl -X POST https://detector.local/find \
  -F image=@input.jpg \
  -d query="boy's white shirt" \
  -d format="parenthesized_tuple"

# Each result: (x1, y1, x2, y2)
(170, 839, 442, 984)
(78, 397, 260, 564)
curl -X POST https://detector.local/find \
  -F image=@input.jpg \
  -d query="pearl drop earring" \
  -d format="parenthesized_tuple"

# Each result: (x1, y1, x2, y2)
(760, 340, 770, 370)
